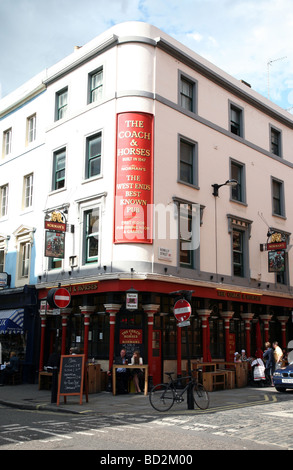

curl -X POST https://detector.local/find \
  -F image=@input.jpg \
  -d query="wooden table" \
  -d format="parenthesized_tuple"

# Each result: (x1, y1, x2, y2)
(112, 364, 148, 396)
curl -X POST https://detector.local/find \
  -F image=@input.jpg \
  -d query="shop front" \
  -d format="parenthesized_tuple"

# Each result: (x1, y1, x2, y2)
(37, 278, 293, 387)
(0, 285, 39, 383)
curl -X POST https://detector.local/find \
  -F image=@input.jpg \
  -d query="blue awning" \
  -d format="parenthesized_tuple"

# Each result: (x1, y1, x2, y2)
(0, 309, 24, 334)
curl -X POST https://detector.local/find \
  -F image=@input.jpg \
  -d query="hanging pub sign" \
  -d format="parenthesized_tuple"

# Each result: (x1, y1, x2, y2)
(45, 231, 65, 258)
(44, 210, 67, 259)
(44, 210, 66, 232)
(260, 230, 287, 251)
(114, 112, 154, 244)
(268, 250, 285, 273)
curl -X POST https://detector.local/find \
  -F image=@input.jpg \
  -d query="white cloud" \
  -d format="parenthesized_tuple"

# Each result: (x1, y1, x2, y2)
(1, 0, 293, 109)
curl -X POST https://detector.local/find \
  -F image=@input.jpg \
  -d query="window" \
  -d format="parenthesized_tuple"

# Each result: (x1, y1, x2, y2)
(53, 148, 66, 190)
(0, 184, 8, 217)
(89, 69, 103, 103)
(179, 74, 196, 112)
(3, 128, 12, 155)
(179, 137, 197, 186)
(228, 215, 252, 279)
(86, 132, 102, 178)
(20, 242, 31, 278)
(180, 203, 193, 267)
(272, 178, 285, 217)
(84, 208, 99, 263)
(230, 160, 246, 203)
(270, 127, 281, 156)
(23, 173, 33, 208)
(0, 249, 4, 272)
(55, 88, 68, 120)
(230, 103, 243, 137)
(233, 229, 244, 277)
(13, 225, 34, 286)
(27, 114, 36, 143)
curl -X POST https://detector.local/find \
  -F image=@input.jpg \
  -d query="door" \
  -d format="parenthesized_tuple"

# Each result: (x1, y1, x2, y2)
(152, 330, 161, 385)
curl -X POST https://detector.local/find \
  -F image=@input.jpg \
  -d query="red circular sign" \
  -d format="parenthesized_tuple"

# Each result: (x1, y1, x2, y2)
(174, 299, 191, 322)
(53, 288, 71, 308)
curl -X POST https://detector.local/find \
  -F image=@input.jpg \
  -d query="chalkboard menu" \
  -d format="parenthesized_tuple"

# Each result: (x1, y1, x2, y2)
(57, 355, 86, 405)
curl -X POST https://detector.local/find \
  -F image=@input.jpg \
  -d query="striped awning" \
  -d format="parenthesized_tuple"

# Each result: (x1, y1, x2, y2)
(0, 309, 24, 334)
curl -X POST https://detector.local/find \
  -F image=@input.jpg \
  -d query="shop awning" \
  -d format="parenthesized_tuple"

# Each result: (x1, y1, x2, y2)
(0, 309, 24, 334)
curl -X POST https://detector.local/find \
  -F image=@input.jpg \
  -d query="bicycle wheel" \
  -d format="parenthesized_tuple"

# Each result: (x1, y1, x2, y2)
(193, 383, 209, 409)
(149, 384, 175, 412)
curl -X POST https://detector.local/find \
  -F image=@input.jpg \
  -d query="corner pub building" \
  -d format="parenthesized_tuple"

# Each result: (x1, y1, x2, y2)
(1, 22, 293, 387)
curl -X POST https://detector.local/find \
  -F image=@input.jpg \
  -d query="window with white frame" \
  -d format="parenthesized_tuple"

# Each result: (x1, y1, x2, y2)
(13, 226, 34, 286)
(84, 208, 100, 264)
(27, 114, 36, 143)
(3, 128, 12, 156)
(23, 173, 33, 208)
(89, 68, 103, 103)
(0, 184, 8, 217)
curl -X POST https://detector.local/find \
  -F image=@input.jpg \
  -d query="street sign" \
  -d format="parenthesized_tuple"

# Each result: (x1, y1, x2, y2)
(177, 320, 190, 328)
(173, 299, 191, 323)
(47, 287, 71, 309)
(54, 288, 71, 308)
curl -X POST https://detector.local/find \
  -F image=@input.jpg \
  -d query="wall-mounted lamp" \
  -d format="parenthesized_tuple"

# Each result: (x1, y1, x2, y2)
(212, 179, 238, 197)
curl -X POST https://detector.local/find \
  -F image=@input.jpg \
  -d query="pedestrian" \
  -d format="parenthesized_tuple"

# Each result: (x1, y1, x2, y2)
(234, 352, 241, 363)
(272, 341, 283, 370)
(240, 349, 248, 361)
(263, 342, 275, 386)
(251, 355, 266, 386)
(0, 351, 19, 386)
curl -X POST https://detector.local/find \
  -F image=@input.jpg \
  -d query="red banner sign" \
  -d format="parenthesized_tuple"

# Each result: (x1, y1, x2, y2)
(119, 329, 143, 344)
(114, 112, 154, 243)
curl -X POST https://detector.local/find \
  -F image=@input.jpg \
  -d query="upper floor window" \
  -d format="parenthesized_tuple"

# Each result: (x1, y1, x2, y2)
(84, 208, 100, 264)
(89, 69, 103, 103)
(179, 203, 194, 268)
(86, 132, 102, 179)
(0, 249, 4, 273)
(23, 173, 33, 208)
(270, 126, 281, 156)
(230, 159, 246, 203)
(272, 177, 285, 217)
(3, 128, 12, 156)
(229, 103, 243, 137)
(27, 114, 36, 143)
(179, 74, 196, 112)
(179, 137, 198, 187)
(228, 215, 252, 279)
(13, 225, 34, 286)
(55, 88, 68, 120)
(53, 148, 66, 190)
(0, 184, 8, 217)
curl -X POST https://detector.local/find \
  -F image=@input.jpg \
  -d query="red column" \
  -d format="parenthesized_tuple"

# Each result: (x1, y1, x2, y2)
(197, 310, 211, 361)
(277, 316, 288, 349)
(143, 304, 159, 381)
(104, 304, 121, 369)
(60, 308, 72, 355)
(39, 313, 46, 372)
(241, 313, 254, 357)
(79, 306, 96, 362)
(260, 314, 272, 344)
(220, 311, 234, 361)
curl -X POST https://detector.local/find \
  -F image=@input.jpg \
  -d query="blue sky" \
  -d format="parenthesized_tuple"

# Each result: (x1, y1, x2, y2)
(1, 0, 293, 112)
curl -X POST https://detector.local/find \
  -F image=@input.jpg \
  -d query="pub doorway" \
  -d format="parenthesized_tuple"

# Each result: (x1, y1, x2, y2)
(115, 307, 146, 361)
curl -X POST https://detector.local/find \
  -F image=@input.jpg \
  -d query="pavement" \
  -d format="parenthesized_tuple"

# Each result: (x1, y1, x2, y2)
(0, 382, 282, 416)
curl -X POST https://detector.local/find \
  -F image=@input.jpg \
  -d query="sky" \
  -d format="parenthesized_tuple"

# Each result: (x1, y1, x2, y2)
(1, 0, 293, 112)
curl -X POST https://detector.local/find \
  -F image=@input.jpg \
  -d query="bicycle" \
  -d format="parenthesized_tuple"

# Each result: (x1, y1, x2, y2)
(149, 371, 209, 412)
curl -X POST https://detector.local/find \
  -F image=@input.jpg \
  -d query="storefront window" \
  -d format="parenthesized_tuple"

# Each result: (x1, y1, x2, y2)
(0, 333, 26, 362)
(88, 313, 109, 359)
(209, 318, 224, 358)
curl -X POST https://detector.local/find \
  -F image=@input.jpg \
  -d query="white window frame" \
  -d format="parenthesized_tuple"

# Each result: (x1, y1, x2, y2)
(13, 225, 34, 287)
(27, 114, 36, 144)
(3, 128, 12, 156)
(0, 184, 9, 218)
(23, 173, 34, 209)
